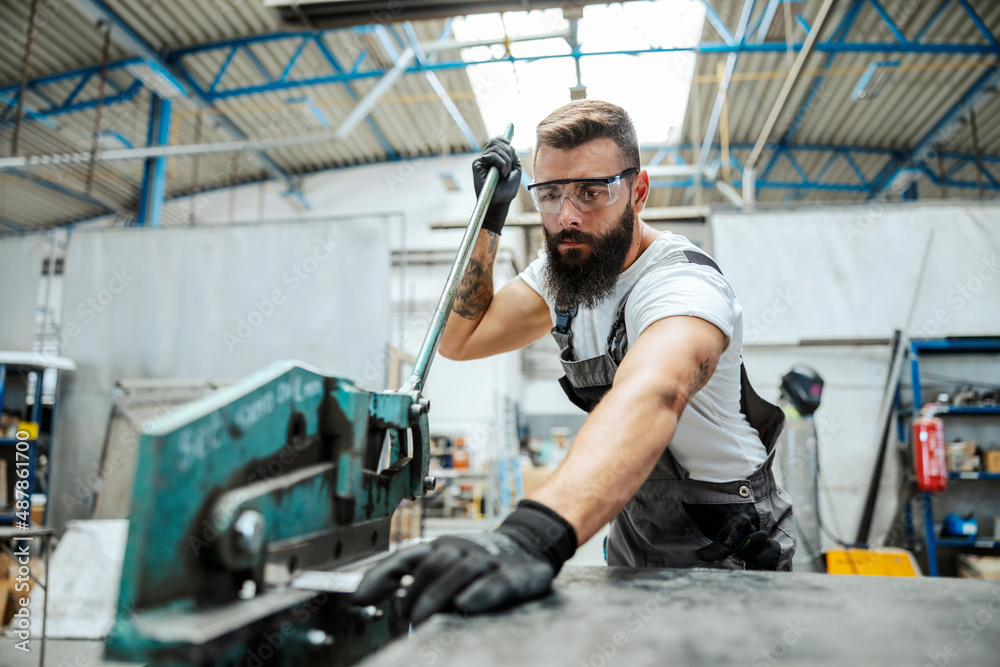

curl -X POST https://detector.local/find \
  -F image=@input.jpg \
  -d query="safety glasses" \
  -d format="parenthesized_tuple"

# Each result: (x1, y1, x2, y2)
(527, 167, 638, 214)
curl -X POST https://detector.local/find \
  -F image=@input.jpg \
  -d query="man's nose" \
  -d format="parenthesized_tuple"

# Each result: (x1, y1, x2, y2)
(556, 195, 583, 227)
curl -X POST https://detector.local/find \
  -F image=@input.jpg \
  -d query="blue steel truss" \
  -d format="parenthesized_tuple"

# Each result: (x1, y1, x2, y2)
(165, 38, 1000, 105)
(781, 0, 996, 144)
(0, 0, 997, 230)
(70, 0, 309, 210)
(0, 58, 146, 129)
(869, 65, 1000, 198)
(666, 142, 999, 195)
(6, 2, 996, 120)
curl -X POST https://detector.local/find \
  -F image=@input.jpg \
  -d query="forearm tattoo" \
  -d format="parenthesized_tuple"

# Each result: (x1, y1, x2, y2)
(453, 231, 499, 320)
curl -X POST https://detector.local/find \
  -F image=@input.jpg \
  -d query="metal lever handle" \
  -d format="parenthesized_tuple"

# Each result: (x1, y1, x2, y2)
(402, 123, 515, 394)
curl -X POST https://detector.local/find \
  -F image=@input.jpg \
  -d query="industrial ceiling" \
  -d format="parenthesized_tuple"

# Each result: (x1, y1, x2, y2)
(0, 0, 997, 234)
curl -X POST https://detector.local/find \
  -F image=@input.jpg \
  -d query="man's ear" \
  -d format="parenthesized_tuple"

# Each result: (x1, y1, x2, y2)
(632, 170, 650, 214)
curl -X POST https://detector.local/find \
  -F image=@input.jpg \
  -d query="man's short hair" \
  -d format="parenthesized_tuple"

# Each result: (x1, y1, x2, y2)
(534, 100, 640, 172)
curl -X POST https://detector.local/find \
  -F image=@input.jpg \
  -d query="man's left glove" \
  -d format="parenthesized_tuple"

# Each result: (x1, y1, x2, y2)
(352, 499, 577, 624)
(472, 136, 521, 235)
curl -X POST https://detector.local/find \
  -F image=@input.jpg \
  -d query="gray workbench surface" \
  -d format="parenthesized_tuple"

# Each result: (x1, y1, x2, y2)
(360, 565, 1000, 667)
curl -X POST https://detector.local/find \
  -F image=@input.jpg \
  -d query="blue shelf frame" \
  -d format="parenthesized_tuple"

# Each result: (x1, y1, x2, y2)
(909, 337, 1000, 576)
(949, 472, 1000, 480)
(0, 363, 52, 526)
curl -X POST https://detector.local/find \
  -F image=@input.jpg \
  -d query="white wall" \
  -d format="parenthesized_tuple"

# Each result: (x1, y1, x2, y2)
(52, 219, 390, 533)
(714, 201, 1000, 550)
(0, 234, 51, 351)
(57, 157, 999, 550)
(146, 154, 531, 469)
(154, 154, 527, 261)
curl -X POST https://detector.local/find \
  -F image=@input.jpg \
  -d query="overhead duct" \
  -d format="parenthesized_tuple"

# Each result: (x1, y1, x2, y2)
(264, 0, 624, 27)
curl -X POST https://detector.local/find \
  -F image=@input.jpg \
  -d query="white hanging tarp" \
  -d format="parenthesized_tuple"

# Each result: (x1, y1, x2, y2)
(0, 234, 51, 351)
(712, 201, 1000, 343)
(53, 218, 391, 532)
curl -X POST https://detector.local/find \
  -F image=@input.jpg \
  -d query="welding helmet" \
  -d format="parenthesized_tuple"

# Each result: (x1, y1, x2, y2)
(780, 366, 824, 416)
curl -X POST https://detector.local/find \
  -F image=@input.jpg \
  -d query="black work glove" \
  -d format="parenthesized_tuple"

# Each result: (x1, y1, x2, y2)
(472, 136, 522, 235)
(694, 513, 781, 570)
(352, 499, 576, 624)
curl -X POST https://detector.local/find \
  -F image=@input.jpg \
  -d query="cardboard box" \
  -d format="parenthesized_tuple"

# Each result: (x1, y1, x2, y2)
(985, 450, 1000, 474)
(0, 550, 9, 625)
(390, 500, 422, 542)
(1, 550, 34, 628)
(958, 554, 1000, 580)
(30, 502, 45, 527)
(946, 441, 977, 472)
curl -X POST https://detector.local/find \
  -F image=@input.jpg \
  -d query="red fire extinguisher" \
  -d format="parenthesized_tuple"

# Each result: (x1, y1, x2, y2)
(914, 411, 947, 492)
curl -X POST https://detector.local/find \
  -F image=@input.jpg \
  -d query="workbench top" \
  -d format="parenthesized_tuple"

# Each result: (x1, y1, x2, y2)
(360, 565, 1000, 667)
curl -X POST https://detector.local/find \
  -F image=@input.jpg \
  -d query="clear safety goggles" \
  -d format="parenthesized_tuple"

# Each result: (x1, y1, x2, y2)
(527, 167, 638, 214)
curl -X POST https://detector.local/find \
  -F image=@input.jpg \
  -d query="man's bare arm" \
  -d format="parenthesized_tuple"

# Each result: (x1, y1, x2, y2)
(439, 229, 552, 360)
(530, 315, 727, 543)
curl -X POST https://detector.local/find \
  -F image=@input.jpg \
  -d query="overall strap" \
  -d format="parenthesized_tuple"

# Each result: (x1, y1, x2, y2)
(606, 249, 723, 364)
(551, 304, 578, 353)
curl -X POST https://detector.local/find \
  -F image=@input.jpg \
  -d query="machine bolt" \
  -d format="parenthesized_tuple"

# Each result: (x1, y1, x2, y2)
(232, 510, 266, 556)
(305, 629, 334, 646)
(423, 476, 437, 491)
(355, 605, 384, 621)
(409, 399, 431, 419)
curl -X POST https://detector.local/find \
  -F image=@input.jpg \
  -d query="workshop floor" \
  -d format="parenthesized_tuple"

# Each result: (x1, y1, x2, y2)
(0, 637, 140, 667)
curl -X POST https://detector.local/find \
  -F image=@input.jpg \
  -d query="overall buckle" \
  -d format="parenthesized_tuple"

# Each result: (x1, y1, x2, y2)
(552, 305, 578, 338)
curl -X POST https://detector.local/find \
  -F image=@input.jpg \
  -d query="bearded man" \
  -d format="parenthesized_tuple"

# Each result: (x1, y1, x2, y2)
(354, 100, 796, 624)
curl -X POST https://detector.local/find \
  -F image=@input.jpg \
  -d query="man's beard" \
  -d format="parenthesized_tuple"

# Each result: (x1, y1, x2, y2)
(542, 205, 635, 309)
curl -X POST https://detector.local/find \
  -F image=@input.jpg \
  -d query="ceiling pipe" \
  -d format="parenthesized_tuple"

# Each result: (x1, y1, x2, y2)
(742, 0, 840, 209)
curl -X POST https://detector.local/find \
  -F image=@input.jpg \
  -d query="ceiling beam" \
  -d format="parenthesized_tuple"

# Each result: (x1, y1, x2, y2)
(69, 0, 308, 207)
(695, 0, 758, 186)
(870, 65, 1000, 198)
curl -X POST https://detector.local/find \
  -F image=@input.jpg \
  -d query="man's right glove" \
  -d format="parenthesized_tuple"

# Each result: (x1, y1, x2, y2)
(472, 136, 522, 235)
(352, 499, 576, 624)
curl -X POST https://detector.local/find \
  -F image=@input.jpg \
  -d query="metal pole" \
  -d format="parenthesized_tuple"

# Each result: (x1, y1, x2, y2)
(690, 78, 704, 206)
(228, 153, 240, 223)
(398, 213, 407, 352)
(936, 153, 948, 198)
(854, 231, 934, 545)
(743, 0, 840, 202)
(257, 172, 266, 222)
(189, 114, 203, 224)
(968, 108, 985, 199)
(718, 62, 732, 185)
(402, 123, 514, 394)
(87, 23, 113, 195)
(10, 0, 41, 157)
(40, 532, 52, 667)
(696, 0, 757, 182)
(37, 230, 57, 352)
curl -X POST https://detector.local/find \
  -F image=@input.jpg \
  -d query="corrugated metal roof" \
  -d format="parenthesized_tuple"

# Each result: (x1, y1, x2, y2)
(0, 0, 997, 233)
(0, 0, 490, 233)
(675, 0, 1000, 208)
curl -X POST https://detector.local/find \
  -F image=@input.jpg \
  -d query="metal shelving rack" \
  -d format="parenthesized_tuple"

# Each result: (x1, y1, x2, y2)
(0, 353, 75, 526)
(910, 338, 1000, 576)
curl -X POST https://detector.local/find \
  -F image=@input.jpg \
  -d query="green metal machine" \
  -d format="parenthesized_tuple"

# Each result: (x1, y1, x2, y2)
(105, 126, 514, 666)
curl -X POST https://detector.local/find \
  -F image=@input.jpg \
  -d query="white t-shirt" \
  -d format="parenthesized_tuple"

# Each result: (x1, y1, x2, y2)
(518, 231, 767, 482)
